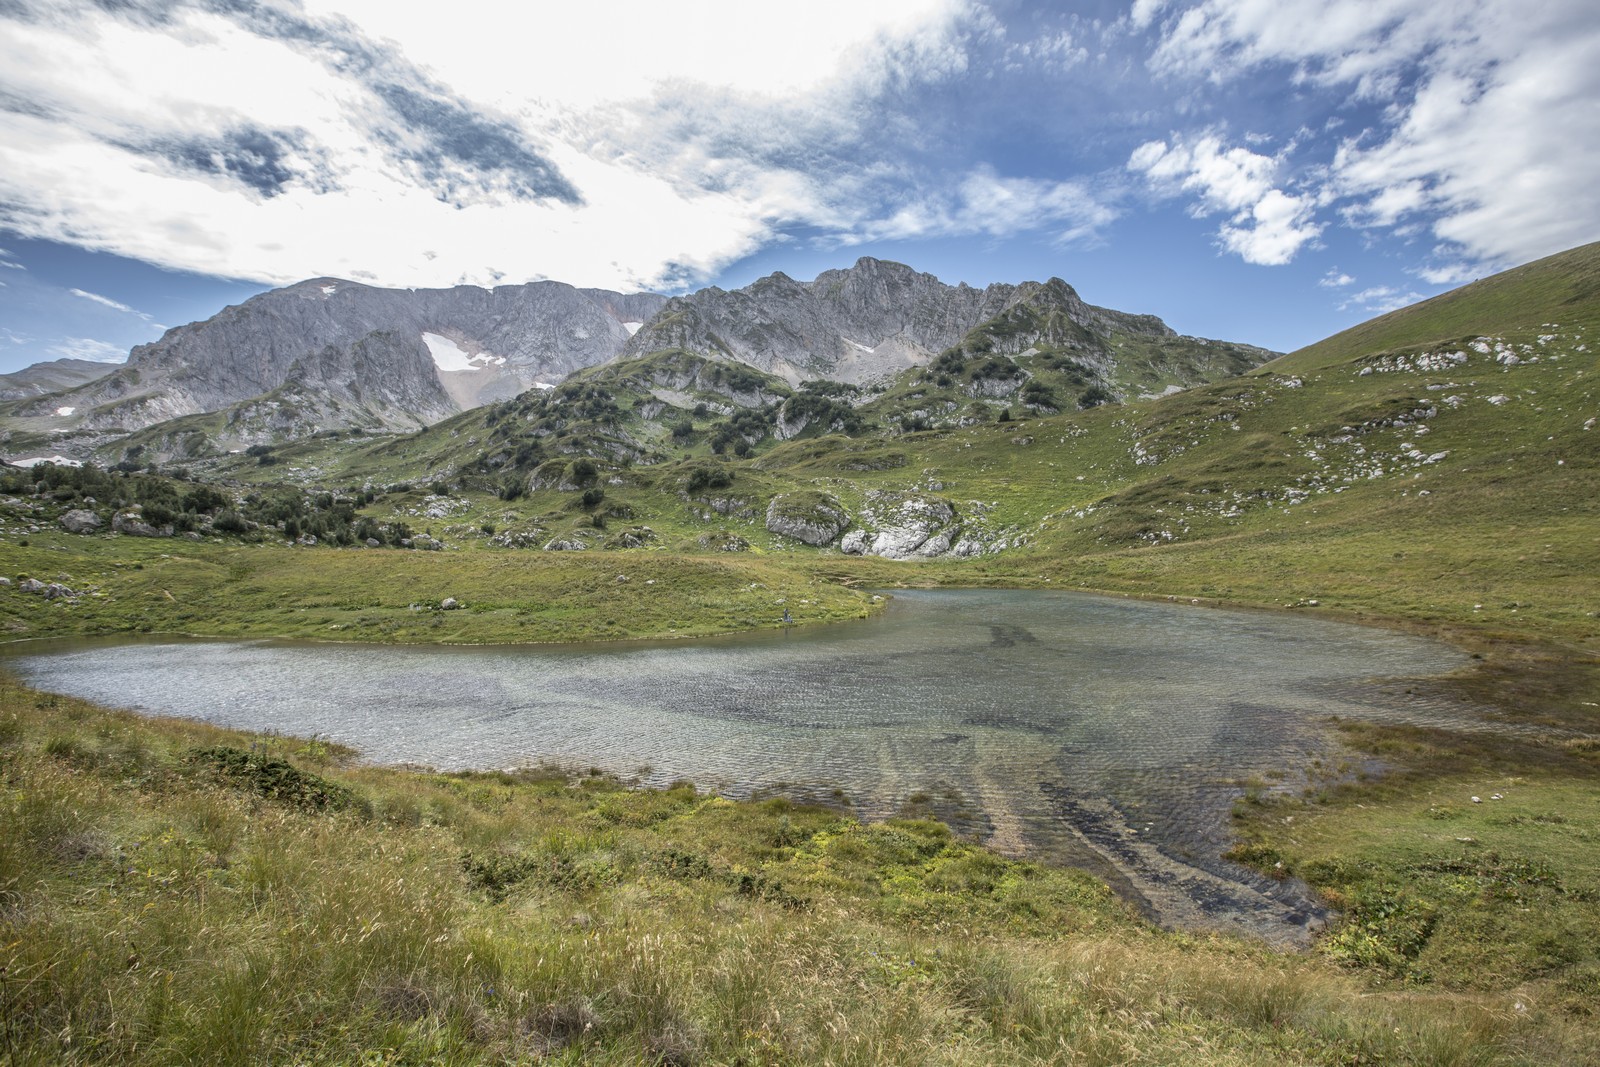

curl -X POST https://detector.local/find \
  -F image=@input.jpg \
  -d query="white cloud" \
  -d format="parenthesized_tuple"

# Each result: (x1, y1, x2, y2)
(1146, 0, 1600, 271)
(1129, 133, 1321, 264)
(1339, 285, 1424, 314)
(1130, 0, 1169, 31)
(47, 337, 128, 363)
(69, 288, 136, 314)
(1414, 260, 1480, 286)
(298, 0, 972, 111)
(857, 167, 1117, 246)
(1319, 269, 1354, 288)
(0, 0, 985, 292)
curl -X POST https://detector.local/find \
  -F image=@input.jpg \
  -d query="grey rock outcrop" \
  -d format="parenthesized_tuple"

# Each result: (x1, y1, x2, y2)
(112, 511, 172, 537)
(14, 278, 667, 437)
(765, 492, 849, 545)
(623, 258, 1011, 385)
(15, 577, 76, 599)
(543, 537, 589, 551)
(58, 509, 103, 534)
(841, 492, 960, 559)
(620, 257, 1276, 390)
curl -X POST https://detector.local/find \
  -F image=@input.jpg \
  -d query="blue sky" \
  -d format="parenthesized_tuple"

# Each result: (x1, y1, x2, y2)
(2, 0, 1597, 373)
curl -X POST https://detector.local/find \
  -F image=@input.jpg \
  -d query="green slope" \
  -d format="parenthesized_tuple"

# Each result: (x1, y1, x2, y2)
(1270, 240, 1600, 374)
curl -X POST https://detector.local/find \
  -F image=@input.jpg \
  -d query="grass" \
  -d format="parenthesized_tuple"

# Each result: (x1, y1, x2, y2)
(1, 243, 1598, 1061)
(0, 535, 880, 644)
(4, 677, 1595, 1065)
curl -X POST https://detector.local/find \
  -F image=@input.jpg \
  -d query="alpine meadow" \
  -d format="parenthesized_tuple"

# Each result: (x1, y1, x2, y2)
(2, 2, 1599, 1064)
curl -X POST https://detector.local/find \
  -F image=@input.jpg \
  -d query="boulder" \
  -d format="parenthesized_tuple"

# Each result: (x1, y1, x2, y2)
(543, 538, 589, 551)
(113, 511, 173, 538)
(764, 492, 849, 546)
(848, 491, 960, 559)
(613, 526, 657, 549)
(59, 509, 102, 534)
(440, 597, 460, 610)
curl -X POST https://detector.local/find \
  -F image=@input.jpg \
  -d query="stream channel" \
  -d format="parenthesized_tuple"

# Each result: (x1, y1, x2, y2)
(5, 588, 1495, 945)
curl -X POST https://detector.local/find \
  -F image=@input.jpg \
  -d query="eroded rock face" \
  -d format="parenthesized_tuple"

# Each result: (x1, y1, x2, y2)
(621, 256, 1275, 390)
(840, 492, 959, 559)
(764, 493, 849, 545)
(18, 278, 666, 436)
(58, 509, 102, 534)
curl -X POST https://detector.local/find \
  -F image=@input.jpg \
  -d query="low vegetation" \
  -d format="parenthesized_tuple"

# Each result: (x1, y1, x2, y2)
(4, 680, 1596, 1064)
(1, 244, 1597, 1061)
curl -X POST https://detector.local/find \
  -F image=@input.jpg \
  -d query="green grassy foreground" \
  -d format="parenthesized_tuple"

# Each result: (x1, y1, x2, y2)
(2, 244, 1598, 1062)
(5, 679, 1597, 1066)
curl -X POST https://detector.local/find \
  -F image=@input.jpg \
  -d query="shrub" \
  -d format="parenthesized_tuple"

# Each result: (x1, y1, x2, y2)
(185, 746, 363, 814)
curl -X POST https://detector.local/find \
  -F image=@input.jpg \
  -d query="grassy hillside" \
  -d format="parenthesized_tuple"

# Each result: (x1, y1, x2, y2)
(2, 244, 1599, 1063)
(1275, 242, 1600, 374)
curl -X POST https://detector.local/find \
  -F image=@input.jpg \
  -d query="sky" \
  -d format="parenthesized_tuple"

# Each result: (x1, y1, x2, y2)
(1, 0, 1597, 373)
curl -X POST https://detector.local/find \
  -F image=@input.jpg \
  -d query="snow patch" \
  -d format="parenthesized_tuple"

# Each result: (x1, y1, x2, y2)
(533, 382, 555, 391)
(1139, 384, 1187, 399)
(320, 285, 337, 295)
(622, 321, 643, 335)
(421, 332, 506, 372)
(845, 338, 876, 354)
(7, 454, 82, 467)
(54, 406, 75, 416)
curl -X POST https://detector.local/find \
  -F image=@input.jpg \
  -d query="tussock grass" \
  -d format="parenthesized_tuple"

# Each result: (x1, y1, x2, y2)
(2, 678, 1594, 1064)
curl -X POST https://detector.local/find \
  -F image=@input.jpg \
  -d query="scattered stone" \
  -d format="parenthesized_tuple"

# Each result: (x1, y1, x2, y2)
(613, 526, 657, 549)
(696, 531, 749, 552)
(18, 578, 46, 593)
(58, 509, 102, 534)
(365, 537, 381, 548)
(543, 538, 589, 551)
(440, 597, 460, 610)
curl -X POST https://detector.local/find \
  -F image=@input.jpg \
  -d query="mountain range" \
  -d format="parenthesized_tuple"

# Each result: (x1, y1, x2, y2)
(0, 259, 1272, 460)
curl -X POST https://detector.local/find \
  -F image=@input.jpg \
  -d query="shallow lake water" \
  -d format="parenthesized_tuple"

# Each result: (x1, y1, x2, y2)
(5, 589, 1492, 943)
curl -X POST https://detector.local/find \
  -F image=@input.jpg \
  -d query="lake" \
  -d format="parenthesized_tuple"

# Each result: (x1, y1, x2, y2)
(5, 588, 1487, 944)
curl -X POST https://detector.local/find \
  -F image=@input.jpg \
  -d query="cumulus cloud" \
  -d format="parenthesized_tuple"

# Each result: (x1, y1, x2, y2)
(1144, 0, 1600, 271)
(1319, 269, 1354, 288)
(0, 0, 1011, 292)
(1339, 285, 1425, 314)
(853, 167, 1116, 247)
(1128, 133, 1321, 264)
